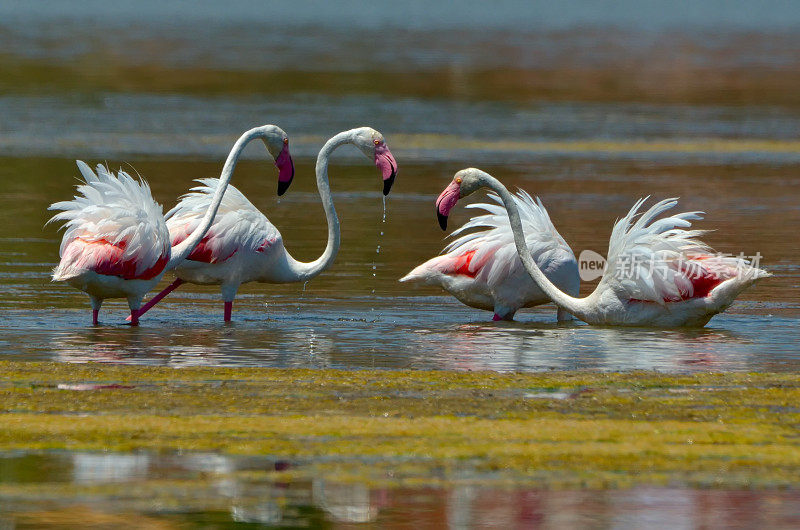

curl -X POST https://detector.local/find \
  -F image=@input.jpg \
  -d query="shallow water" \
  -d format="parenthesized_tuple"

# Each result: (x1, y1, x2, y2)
(2, 156, 798, 372)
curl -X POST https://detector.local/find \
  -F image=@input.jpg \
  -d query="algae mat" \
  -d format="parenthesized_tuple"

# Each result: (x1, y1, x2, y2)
(0, 361, 798, 489)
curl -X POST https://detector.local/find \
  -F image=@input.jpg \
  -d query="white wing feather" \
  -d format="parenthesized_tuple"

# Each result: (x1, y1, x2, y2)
(603, 197, 766, 303)
(165, 178, 280, 260)
(442, 190, 572, 286)
(48, 161, 170, 279)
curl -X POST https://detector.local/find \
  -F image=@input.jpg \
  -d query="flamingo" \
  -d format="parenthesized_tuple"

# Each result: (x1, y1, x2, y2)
(433, 168, 770, 327)
(400, 190, 579, 321)
(132, 126, 398, 322)
(48, 124, 295, 325)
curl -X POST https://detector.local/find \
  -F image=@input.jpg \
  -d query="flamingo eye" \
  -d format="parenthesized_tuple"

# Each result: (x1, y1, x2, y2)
(373, 139, 380, 145)
(283, 138, 289, 144)
(455, 177, 462, 184)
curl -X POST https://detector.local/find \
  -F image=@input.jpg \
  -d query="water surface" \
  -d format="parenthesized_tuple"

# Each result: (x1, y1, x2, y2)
(0, 451, 798, 528)
(2, 155, 798, 372)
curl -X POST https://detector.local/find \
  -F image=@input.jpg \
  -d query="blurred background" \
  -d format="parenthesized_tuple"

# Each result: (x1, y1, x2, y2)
(2, 0, 800, 159)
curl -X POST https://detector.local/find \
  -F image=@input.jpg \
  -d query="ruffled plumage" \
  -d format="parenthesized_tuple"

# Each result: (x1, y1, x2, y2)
(48, 161, 170, 281)
(602, 197, 770, 304)
(403, 190, 574, 289)
(165, 178, 281, 263)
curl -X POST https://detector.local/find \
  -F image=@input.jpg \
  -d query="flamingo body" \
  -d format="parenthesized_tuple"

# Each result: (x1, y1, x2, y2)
(437, 168, 770, 328)
(134, 127, 398, 322)
(51, 125, 295, 325)
(570, 198, 769, 327)
(49, 161, 172, 321)
(401, 191, 579, 320)
(165, 178, 293, 301)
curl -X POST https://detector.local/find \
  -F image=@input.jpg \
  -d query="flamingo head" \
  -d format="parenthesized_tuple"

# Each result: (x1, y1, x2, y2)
(261, 125, 294, 196)
(352, 127, 398, 196)
(435, 168, 484, 230)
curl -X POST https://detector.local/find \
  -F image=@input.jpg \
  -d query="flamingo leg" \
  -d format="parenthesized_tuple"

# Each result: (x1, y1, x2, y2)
(90, 297, 102, 325)
(220, 284, 239, 323)
(127, 295, 143, 327)
(492, 311, 515, 321)
(126, 278, 185, 322)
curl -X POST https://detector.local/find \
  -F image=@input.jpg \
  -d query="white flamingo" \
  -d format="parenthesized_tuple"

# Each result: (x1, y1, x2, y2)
(133, 127, 398, 322)
(48, 125, 295, 325)
(400, 190, 579, 321)
(432, 168, 770, 327)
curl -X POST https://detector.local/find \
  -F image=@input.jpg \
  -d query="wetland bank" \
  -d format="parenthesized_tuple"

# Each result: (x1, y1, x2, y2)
(1, 361, 799, 489)
(1, 0, 800, 526)
(0, 362, 799, 525)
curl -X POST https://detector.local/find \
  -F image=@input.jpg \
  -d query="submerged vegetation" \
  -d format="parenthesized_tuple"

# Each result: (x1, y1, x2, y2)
(0, 361, 798, 489)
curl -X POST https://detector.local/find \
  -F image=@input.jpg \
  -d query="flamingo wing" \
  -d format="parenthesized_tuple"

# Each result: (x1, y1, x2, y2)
(48, 161, 170, 281)
(403, 190, 574, 287)
(602, 197, 769, 304)
(166, 178, 281, 264)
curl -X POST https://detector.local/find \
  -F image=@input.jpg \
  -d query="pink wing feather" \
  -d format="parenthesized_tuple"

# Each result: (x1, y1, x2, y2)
(602, 197, 769, 304)
(166, 178, 281, 264)
(48, 161, 170, 281)
(402, 190, 573, 287)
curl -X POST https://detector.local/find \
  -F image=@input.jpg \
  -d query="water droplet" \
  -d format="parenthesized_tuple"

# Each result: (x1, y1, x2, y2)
(370, 195, 388, 300)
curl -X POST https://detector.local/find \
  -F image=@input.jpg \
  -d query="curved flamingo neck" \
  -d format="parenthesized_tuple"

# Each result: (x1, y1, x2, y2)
(167, 126, 276, 270)
(476, 171, 590, 319)
(283, 130, 355, 281)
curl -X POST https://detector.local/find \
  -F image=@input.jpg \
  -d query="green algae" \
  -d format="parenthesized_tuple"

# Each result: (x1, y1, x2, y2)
(0, 361, 798, 489)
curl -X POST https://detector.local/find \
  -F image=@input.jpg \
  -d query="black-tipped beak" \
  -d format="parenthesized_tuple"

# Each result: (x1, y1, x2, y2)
(277, 162, 294, 196)
(382, 167, 396, 196)
(437, 211, 448, 230)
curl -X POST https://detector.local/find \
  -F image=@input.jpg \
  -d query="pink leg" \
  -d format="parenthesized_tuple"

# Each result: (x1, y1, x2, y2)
(492, 313, 503, 321)
(129, 308, 139, 326)
(126, 278, 185, 322)
(224, 301, 233, 322)
(92, 309, 99, 325)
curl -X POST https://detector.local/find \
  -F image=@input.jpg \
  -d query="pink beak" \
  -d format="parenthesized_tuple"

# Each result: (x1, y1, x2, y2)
(374, 144, 398, 196)
(275, 143, 294, 196)
(435, 181, 461, 230)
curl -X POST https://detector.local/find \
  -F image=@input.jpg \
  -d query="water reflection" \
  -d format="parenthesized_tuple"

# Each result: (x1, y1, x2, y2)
(71, 453, 150, 484)
(0, 294, 797, 373)
(313, 480, 379, 523)
(2, 451, 799, 527)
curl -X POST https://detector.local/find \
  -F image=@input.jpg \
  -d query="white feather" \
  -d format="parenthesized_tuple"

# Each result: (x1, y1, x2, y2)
(165, 178, 281, 261)
(602, 197, 766, 304)
(48, 162, 170, 280)
(442, 190, 572, 288)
